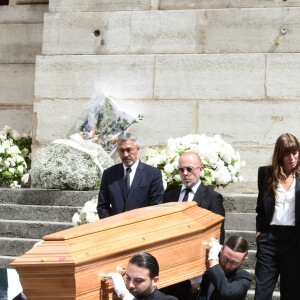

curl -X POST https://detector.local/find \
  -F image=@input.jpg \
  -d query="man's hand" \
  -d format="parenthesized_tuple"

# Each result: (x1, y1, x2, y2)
(208, 240, 222, 261)
(256, 232, 261, 238)
(107, 273, 130, 299)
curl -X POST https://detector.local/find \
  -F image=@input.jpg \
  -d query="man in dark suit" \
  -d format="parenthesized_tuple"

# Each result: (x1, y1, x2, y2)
(108, 252, 178, 300)
(162, 152, 225, 299)
(97, 133, 164, 219)
(163, 152, 225, 243)
(197, 236, 251, 300)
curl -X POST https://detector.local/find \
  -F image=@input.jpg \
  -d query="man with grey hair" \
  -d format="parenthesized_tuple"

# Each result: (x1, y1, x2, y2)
(97, 133, 164, 218)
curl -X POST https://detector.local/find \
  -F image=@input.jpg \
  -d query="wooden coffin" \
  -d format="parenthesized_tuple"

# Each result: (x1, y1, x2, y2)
(11, 202, 224, 300)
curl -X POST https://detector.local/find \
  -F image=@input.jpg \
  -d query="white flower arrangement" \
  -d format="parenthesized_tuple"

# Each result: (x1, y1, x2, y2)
(0, 132, 29, 188)
(30, 137, 114, 190)
(145, 134, 244, 191)
(72, 196, 99, 226)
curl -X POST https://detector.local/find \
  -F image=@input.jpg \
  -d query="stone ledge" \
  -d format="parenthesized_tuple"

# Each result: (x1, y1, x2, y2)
(0, 188, 98, 206)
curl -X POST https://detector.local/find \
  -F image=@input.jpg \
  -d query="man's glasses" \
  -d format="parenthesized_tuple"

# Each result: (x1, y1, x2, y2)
(117, 147, 136, 154)
(177, 166, 200, 174)
(220, 254, 240, 267)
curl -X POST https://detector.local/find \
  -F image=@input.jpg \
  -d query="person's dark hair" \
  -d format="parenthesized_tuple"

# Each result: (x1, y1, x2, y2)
(117, 132, 139, 147)
(269, 133, 300, 196)
(224, 236, 248, 256)
(129, 252, 159, 278)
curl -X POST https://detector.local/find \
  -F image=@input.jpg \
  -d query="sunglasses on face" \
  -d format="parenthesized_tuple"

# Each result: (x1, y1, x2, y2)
(177, 166, 200, 173)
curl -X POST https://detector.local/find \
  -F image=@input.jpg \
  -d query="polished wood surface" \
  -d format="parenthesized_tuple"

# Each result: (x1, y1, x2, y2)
(11, 202, 224, 299)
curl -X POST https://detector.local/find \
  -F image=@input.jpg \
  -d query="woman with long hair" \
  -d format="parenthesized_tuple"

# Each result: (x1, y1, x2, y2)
(254, 133, 300, 299)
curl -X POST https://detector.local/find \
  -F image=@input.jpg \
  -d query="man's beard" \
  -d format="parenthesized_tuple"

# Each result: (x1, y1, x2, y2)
(184, 177, 199, 188)
(130, 285, 154, 300)
(122, 158, 134, 167)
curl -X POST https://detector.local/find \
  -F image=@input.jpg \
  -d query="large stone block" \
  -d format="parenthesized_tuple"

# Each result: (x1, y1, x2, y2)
(266, 53, 300, 99)
(35, 55, 155, 99)
(33, 99, 85, 143)
(206, 8, 300, 53)
(0, 24, 43, 63)
(158, 0, 300, 9)
(154, 54, 265, 99)
(0, 4, 47, 24)
(43, 12, 131, 55)
(0, 108, 33, 134)
(115, 99, 196, 146)
(197, 100, 300, 145)
(43, 10, 205, 55)
(130, 10, 205, 54)
(49, 0, 152, 13)
(0, 64, 35, 104)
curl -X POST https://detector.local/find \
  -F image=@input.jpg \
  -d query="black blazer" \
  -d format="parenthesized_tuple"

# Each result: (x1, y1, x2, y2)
(164, 184, 225, 244)
(97, 161, 164, 218)
(145, 288, 178, 300)
(256, 166, 300, 247)
(197, 264, 251, 300)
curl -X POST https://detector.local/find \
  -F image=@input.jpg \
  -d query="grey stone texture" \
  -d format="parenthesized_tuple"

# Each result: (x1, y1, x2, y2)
(0, 64, 35, 104)
(43, 8, 300, 55)
(0, 24, 43, 64)
(0, 4, 46, 133)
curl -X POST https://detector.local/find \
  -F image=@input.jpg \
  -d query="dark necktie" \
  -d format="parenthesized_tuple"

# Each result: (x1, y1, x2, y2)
(182, 188, 192, 202)
(125, 167, 132, 195)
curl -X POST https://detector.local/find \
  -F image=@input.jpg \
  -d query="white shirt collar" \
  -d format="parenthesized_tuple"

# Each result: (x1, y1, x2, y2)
(180, 179, 201, 193)
(123, 159, 139, 173)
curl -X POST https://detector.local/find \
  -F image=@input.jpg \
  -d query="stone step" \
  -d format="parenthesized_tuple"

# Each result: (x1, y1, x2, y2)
(0, 255, 17, 269)
(225, 213, 256, 231)
(223, 193, 256, 213)
(245, 269, 280, 292)
(0, 203, 80, 222)
(0, 188, 97, 206)
(241, 250, 256, 270)
(246, 290, 280, 300)
(0, 219, 73, 239)
(0, 237, 41, 257)
(225, 230, 256, 250)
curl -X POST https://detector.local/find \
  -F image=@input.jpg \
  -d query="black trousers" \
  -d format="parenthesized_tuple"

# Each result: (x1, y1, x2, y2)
(254, 225, 299, 300)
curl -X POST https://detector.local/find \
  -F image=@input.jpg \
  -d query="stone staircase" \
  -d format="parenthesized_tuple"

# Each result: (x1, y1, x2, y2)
(224, 193, 280, 299)
(0, 189, 280, 298)
(0, 188, 97, 268)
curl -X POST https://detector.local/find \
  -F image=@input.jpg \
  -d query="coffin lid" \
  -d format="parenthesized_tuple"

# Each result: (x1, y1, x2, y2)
(11, 202, 224, 268)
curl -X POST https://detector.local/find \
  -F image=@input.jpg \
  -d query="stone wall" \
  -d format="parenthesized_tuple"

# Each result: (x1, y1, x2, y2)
(0, 4, 47, 134)
(33, 0, 300, 192)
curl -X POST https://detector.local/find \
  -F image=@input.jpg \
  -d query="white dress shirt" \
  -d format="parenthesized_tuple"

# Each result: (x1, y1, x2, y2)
(270, 174, 296, 226)
(123, 159, 139, 186)
(179, 180, 201, 202)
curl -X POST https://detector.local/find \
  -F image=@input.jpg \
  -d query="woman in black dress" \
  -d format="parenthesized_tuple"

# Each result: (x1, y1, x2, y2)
(254, 133, 300, 300)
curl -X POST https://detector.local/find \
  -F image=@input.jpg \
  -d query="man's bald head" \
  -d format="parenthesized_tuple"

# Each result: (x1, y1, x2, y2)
(179, 152, 202, 165)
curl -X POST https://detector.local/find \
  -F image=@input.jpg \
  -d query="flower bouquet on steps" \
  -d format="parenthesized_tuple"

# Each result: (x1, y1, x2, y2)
(31, 85, 142, 193)
(76, 85, 142, 155)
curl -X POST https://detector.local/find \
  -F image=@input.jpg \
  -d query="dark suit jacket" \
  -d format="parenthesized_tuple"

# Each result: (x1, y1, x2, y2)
(145, 288, 178, 300)
(97, 161, 164, 218)
(256, 166, 300, 248)
(164, 184, 225, 244)
(197, 264, 251, 300)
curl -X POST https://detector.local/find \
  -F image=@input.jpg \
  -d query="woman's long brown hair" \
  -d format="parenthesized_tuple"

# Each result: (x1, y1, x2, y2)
(268, 133, 300, 197)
